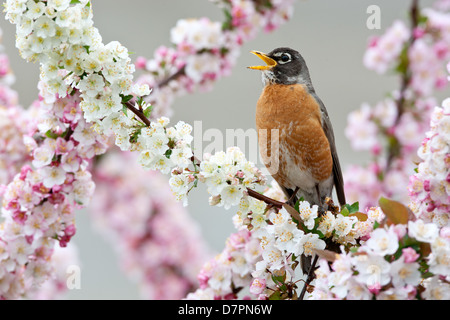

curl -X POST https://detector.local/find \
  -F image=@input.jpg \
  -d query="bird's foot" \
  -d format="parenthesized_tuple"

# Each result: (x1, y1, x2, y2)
(325, 197, 340, 214)
(285, 187, 300, 206)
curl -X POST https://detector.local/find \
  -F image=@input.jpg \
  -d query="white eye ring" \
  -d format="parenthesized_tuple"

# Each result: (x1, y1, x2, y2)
(277, 52, 291, 64)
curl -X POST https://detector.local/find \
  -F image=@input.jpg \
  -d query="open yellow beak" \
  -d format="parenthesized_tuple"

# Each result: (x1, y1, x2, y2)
(247, 50, 277, 70)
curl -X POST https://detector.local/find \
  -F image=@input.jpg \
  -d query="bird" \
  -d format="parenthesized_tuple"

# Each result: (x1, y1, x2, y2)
(248, 47, 346, 215)
(248, 47, 346, 275)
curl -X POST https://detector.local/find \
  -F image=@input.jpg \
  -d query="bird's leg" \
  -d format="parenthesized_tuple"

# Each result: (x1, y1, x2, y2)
(286, 187, 300, 205)
(314, 184, 321, 206)
(314, 184, 326, 215)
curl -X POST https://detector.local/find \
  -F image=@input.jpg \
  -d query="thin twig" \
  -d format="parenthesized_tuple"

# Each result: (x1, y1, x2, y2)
(123, 66, 186, 127)
(246, 188, 285, 208)
(157, 66, 186, 89)
(125, 101, 151, 126)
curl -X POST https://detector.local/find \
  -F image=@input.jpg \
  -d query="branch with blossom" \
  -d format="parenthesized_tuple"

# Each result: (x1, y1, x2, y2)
(344, 0, 450, 209)
(0, 27, 82, 299)
(311, 101, 450, 300)
(0, 90, 107, 299)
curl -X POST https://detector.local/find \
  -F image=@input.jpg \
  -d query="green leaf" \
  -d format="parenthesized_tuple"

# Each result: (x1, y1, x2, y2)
(418, 15, 428, 25)
(143, 105, 153, 118)
(129, 128, 141, 144)
(294, 196, 304, 212)
(395, 45, 409, 75)
(164, 149, 172, 159)
(136, 96, 144, 107)
(121, 94, 134, 103)
(45, 130, 59, 139)
(271, 273, 286, 287)
(268, 291, 282, 300)
(342, 202, 359, 214)
(340, 206, 350, 217)
(349, 201, 359, 213)
(378, 197, 410, 225)
(373, 221, 380, 229)
(122, 104, 128, 116)
(312, 228, 325, 239)
(222, 9, 233, 31)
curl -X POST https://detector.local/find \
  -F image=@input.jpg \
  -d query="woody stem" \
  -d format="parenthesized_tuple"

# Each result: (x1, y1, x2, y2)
(385, 0, 420, 171)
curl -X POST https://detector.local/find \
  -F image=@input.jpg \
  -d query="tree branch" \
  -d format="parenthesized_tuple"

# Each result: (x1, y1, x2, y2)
(157, 66, 186, 89)
(246, 188, 285, 208)
(125, 101, 151, 126)
(386, 0, 420, 170)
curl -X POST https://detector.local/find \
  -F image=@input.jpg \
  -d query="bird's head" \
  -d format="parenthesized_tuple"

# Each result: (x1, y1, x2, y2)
(248, 47, 312, 87)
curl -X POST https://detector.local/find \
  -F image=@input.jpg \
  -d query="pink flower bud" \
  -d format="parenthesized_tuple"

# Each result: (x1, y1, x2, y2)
(197, 269, 210, 289)
(368, 36, 379, 48)
(135, 56, 147, 69)
(64, 224, 76, 237)
(368, 282, 381, 295)
(402, 247, 420, 263)
(19, 165, 32, 180)
(413, 27, 425, 39)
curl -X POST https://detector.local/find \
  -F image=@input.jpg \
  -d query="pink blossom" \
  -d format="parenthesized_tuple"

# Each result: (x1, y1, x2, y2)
(249, 278, 266, 295)
(402, 247, 420, 263)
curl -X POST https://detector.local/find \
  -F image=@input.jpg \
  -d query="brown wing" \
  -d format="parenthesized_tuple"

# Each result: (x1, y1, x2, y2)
(311, 92, 346, 207)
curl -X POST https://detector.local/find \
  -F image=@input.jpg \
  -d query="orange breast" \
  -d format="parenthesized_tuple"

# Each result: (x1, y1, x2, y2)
(255, 84, 333, 188)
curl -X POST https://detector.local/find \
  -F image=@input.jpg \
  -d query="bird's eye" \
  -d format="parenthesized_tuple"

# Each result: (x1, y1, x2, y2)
(280, 54, 290, 63)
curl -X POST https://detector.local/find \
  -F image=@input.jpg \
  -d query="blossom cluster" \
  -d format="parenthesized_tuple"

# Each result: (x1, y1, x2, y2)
(4, 0, 154, 152)
(0, 26, 83, 299)
(186, 229, 261, 300)
(408, 99, 450, 227)
(188, 183, 384, 300)
(168, 146, 266, 208)
(310, 219, 450, 300)
(0, 91, 108, 299)
(91, 151, 209, 299)
(244, 203, 386, 299)
(137, 117, 193, 175)
(345, 5, 450, 210)
(197, 147, 266, 209)
(363, 20, 410, 75)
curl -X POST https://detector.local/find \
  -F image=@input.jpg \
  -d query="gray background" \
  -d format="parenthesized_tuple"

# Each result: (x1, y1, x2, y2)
(0, 0, 440, 299)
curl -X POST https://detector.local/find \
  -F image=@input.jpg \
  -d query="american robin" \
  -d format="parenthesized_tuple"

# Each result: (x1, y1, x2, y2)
(248, 47, 346, 210)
